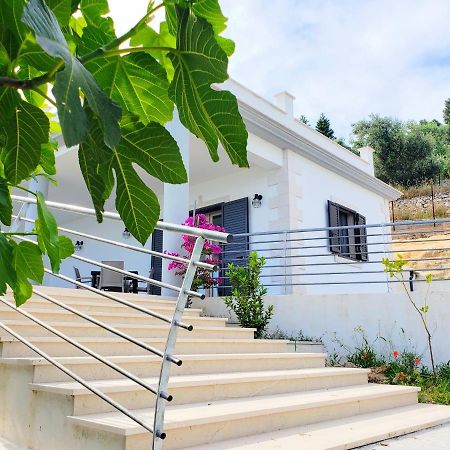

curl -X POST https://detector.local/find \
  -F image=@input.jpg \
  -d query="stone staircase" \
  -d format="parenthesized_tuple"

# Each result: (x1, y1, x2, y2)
(1, 287, 449, 450)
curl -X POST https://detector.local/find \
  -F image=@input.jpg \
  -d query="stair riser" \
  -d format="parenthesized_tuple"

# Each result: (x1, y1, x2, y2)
(0, 325, 254, 340)
(51, 373, 368, 415)
(0, 309, 221, 326)
(29, 356, 326, 383)
(125, 392, 419, 450)
(0, 340, 289, 358)
(1, 303, 202, 318)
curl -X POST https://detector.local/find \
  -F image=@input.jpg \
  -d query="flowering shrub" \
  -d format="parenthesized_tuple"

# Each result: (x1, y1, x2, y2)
(166, 215, 224, 292)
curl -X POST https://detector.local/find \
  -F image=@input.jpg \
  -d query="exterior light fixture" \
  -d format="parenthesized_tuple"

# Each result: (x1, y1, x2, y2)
(123, 227, 131, 239)
(74, 240, 83, 251)
(252, 194, 263, 208)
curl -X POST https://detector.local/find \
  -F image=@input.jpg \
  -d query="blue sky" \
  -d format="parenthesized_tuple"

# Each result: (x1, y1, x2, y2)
(110, 0, 450, 140)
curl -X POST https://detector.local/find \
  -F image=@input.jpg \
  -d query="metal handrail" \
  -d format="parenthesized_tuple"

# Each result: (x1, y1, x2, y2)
(8, 196, 232, 448)
(0, 296, 170, 400)
(14, 215, 216, 271)
(11, 195, 231, 242)
(33, 288, 177, 363)
(44, 269, 193, 332)
(153, 236, 205, 449)
(0, 322, 156, 435)
(16, 235, 203, 299)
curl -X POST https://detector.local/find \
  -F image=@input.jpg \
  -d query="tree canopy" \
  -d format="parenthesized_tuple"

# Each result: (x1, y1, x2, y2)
(352, 115, 441, 186)
(0, 0, 248, 305)
(316, 113, 335, 139)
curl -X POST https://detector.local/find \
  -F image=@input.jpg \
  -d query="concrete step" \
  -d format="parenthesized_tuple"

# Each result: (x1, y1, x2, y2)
(22, 286, 178, 306)
(187, 404, 450, 449)
(0, 304, 220, 327)
(0, 352, 326, 382)
(0, 436, 25, 450)
(0, 336, 290, 357)
(0, 320, 255, 340)
(67, 384, 420, 449)
(1, 295, 204, 317)
(31, 367, 368, 414)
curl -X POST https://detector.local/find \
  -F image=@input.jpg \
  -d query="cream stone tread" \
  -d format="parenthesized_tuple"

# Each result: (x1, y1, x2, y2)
(31, 367, 369, 395)
(16, 286, 177, 303)
(0, 352, 326, 382)
(0, 320, 255, 339)
(0, 306, 214, 321)
(0, 436, 25, 450)
(0, 352, 324, 368)
(1, 299, 204, 316)
(67, 384, 420, 436)
(0, 336, 289, 357)
(187, 404, 450, 450)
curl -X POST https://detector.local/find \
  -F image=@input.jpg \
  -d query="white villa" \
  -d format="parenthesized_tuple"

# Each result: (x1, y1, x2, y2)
(22, 79, 401, 296)
(4, 79, 450, 450)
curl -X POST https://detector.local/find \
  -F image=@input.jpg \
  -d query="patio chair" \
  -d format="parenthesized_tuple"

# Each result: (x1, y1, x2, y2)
(73, 266, 92, 289)
(99, 261, 130, 292)
(136, 269, 154, 294)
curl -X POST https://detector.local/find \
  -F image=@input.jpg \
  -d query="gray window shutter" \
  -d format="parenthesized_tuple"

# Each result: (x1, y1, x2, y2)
(356, 214, 368, 261)
(149, 228, 163, 295)
(221, 197, 249, 295)
(328, 200, 340, 253)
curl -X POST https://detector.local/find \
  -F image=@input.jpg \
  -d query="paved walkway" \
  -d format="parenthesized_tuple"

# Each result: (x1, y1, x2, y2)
(359, 423, 450, 449)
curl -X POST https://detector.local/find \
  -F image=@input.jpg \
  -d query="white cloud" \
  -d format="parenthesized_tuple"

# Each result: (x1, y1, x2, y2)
(108, 0, 450, 139)
(221, 0, 450, 138)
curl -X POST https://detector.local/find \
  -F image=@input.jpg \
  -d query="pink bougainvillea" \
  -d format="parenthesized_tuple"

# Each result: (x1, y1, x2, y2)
(165, 215, 224, 291)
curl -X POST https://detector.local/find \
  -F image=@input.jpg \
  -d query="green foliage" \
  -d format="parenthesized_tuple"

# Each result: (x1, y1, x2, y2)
(298, 114, 309, 125)
(347, 338, 386, 369)
(351, 115, 441, 186)
(0, 0, 247, 304)
(444, 98, 450, 125)
(315, 113, 335, 139)
(224, 252, 273, 338)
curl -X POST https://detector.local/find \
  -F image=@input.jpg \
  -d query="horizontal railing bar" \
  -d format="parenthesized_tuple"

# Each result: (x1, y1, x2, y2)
(45, 270, 192, 335)
(257, 267, 450, 277)
(251, 255, 450, 268)
(232, 218, 450, 237)
(224, 245, 450, 262)
(0, 322, 157, 436)
(14, 216, 215, 271)
(12, 195, 231, 243)
(238, 227, 450, 243)
(219, 277, 450, 288)
(223, 235, 450, 254)
(15, 236, 204, 300)
(70, 254, 204, 299)
(0, 297, 171, 400)
(33, 288, 182, 367)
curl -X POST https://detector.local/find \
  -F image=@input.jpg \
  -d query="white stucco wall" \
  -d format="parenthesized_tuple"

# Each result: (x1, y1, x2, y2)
(192, 281, 450, 366)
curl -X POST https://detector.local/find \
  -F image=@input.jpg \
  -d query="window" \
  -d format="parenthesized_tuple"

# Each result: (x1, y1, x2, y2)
(327, 201, 368, 261)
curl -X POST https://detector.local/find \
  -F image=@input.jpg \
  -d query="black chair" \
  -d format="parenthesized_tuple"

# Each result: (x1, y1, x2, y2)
(73, 267, 92, 289)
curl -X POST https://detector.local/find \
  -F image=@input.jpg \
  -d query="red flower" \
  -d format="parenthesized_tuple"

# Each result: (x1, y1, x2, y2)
(415, 357, 421, 365)
(397, 372, 406, 380)
(392, 351, 399, 358)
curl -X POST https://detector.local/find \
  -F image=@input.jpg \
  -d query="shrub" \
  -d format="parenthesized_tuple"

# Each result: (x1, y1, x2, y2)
(224, 252, 273, 338)
(165, 214, 224, 294)
(346, 329, 386, 368)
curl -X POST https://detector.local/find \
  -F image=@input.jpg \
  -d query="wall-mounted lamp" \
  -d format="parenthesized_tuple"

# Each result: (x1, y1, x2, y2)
(74, 240, 84, 251)
(252, 194, 263, 208)
(122, 227, 131, 239)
